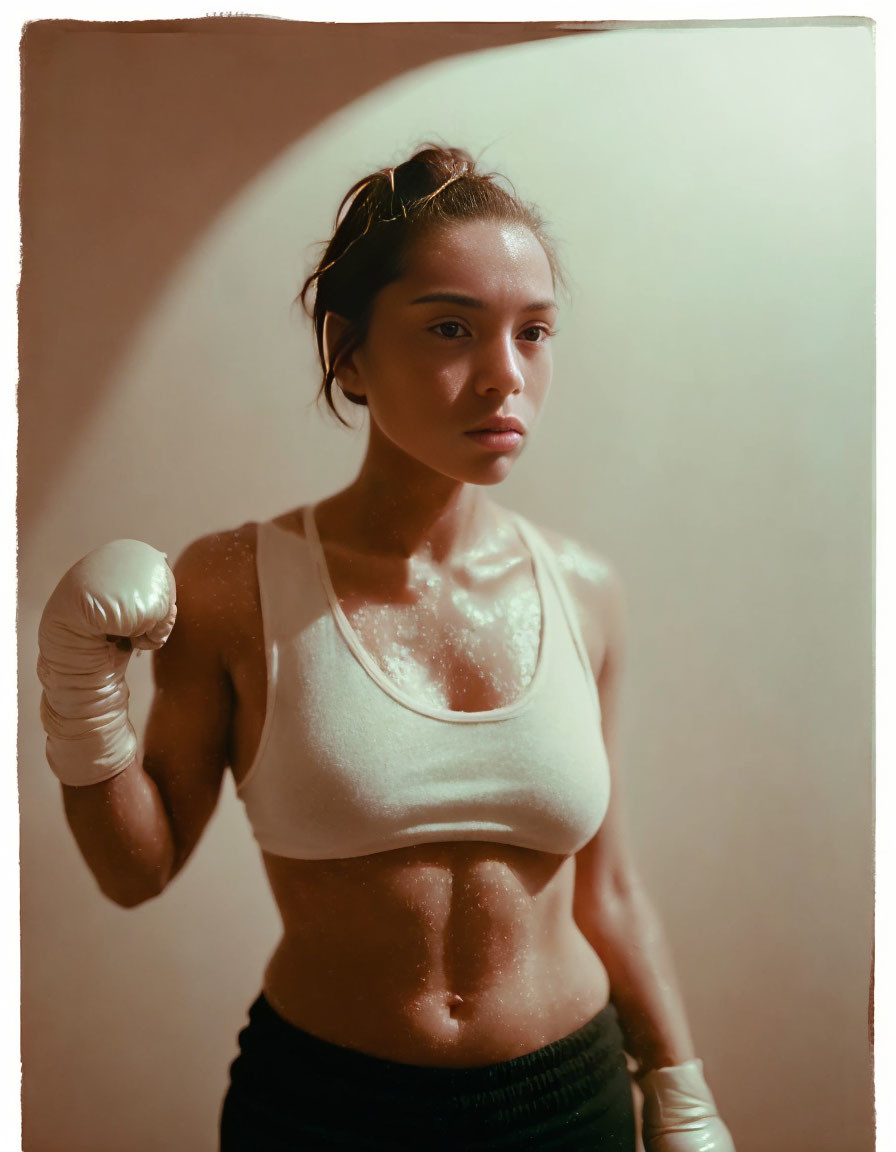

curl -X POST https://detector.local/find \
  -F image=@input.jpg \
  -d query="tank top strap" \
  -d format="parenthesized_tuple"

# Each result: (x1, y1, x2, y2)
(254, 516, 324, 636)
(238, 517, 327, 796)
(510, 514, 598, 691)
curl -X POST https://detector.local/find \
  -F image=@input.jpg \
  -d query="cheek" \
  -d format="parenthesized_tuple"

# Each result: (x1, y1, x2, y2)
(366, 360, 459, 430)
(395, 357, 467, 409)
(529, 353, 553, 397)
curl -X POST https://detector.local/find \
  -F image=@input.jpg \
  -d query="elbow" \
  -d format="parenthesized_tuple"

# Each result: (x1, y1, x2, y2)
(102, 885, 161, 910)
(97, 866, 172, 909)
(574, 867, 653, 942)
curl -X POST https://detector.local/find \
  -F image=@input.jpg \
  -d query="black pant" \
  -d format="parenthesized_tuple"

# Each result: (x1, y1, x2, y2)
(220, 994, 636, 1151)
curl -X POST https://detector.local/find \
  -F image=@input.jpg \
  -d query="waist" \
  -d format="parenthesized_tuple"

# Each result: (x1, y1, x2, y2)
(240, 989, 623, 1079)
(224, 989, 634, 1149)
(262, 926, 611, 1066)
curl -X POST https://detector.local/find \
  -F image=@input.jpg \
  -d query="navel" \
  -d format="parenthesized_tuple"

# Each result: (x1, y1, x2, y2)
(447, 992, 465, 1018)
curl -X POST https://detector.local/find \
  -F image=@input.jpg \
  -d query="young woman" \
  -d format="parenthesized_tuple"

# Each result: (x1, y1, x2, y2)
(37, 146, 735, 1151)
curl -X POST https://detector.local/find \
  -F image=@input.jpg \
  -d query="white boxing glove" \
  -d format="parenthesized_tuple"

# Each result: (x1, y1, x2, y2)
(37, 540, 177, 787)
(640, 1059, 736, 1152)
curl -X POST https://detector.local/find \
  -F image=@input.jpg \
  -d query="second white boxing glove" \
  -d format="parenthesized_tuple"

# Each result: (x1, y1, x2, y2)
(639, 1059, 736, 1152)
(37, 539, 177, 787)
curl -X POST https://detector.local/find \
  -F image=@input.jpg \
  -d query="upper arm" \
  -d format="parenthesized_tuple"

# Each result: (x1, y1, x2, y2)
(141, 528, 253, 876)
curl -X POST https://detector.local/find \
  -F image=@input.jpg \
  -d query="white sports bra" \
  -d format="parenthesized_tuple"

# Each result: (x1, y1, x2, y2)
(236, 507, 611, 860)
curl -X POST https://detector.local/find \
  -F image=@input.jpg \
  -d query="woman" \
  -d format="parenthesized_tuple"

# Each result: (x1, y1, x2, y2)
(37, 146, 735, 1151)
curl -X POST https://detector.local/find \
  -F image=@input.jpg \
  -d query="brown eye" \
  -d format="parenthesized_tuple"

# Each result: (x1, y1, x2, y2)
(519, 326, 551, 343)
(431, 321, 466, 339)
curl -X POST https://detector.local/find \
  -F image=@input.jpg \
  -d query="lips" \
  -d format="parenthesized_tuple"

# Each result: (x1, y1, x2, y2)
(467, 416, 526, 435)
(464, 416, 526, 452)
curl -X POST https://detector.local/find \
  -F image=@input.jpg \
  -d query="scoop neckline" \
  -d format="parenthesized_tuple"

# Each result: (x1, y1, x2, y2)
(299, 503, 550, 723)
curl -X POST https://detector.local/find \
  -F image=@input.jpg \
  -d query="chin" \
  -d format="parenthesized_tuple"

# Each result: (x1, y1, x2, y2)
(460, 456, 519, 487)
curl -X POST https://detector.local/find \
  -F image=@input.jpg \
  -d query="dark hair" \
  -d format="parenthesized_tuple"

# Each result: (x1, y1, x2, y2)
(299, 144, 562, 423)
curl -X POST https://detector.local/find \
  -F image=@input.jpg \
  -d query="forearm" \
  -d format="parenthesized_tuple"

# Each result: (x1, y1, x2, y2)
(576, 877, 695, 1074)
(38, 538, 182, 906)
(61, 759, 177, 907)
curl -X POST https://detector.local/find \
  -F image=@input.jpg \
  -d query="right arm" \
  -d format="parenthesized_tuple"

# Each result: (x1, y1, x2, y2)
(53, 534, 239, 907)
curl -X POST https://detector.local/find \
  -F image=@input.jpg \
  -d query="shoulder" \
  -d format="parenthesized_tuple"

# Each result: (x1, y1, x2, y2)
(161, 523, 261, 669)
(526, 519, 627, 676)
(172, 522, 259, 610)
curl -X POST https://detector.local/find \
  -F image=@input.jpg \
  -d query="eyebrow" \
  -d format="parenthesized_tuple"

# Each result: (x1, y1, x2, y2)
(409, 292, 557, 312)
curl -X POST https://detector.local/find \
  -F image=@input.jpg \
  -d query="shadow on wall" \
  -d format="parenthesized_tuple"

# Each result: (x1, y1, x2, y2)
(17, 18, 579, 541)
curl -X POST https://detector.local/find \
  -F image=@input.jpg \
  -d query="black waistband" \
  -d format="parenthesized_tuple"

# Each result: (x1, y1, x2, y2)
(240, 992, 625, 1091)
(225, 994, 635, 1149)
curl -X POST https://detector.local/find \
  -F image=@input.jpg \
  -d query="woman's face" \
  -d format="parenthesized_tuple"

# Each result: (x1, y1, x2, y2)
(339, 219, 557, 487)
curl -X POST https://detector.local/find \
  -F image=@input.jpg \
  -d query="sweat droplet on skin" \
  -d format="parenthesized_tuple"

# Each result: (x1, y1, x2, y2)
(345, 552, 542, 711)
(555, 540, 611, 585)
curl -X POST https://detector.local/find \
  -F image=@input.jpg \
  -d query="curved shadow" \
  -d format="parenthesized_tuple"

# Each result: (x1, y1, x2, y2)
(18, 19, 581, 542)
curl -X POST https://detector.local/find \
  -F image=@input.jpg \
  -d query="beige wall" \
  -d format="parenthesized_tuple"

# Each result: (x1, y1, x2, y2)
(19, 20, 874, 1152)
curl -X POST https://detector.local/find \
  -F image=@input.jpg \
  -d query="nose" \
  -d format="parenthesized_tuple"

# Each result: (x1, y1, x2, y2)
(473, 334, 525, 399)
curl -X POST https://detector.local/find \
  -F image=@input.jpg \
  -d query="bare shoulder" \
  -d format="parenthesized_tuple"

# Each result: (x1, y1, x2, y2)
(159, 523, 261, 675)
(531, 522, 627, 673)
(172, 522, 259, 608)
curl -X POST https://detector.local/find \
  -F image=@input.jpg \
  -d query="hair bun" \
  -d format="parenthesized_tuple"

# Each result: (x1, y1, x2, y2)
(407, 144, 475, 177)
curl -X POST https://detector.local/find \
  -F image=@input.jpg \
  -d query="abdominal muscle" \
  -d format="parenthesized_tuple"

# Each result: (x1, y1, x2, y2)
(259, 839, 611, 1068)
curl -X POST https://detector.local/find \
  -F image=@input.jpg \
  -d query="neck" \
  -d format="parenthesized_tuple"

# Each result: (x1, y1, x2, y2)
(317, 434, 498, 563)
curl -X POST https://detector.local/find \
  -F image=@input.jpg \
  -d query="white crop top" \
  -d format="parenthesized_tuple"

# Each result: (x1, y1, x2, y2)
(236, 507, 612, 860)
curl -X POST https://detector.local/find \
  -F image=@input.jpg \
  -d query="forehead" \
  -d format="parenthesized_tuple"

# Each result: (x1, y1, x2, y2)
(396, 220, 555, 299)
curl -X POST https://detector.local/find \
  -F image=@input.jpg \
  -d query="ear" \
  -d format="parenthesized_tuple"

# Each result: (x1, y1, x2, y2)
(322, 311, 366, 399)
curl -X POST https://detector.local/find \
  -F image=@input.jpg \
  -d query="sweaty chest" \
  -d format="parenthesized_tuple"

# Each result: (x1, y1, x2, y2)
(338, 560, 542, 714)
(231, 515, 613, 861)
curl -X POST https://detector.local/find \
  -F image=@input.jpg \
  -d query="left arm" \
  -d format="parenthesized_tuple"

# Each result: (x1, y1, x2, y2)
(570, 562, 695, 1073)
(558, 546, 735, 1151)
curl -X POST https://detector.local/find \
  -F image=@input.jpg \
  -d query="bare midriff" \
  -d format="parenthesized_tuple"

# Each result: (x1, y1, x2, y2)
(260, 840, 611, 1067)
(224, 510, 612, 1068)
